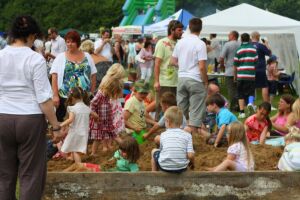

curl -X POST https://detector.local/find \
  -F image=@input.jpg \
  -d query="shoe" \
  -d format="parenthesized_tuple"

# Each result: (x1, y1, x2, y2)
(271, 106, 277, 111)
(247, 103, 256, 116)
(238, 113, 246, 119)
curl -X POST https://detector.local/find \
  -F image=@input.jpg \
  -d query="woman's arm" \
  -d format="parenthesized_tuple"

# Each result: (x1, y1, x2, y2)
(51, 73, 60, 107)
(90, 74, 96, 94)
(39, 99, 63, 140)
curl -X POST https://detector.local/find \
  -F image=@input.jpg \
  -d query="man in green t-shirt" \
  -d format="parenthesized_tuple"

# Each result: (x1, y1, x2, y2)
(153, 20, 183, 120)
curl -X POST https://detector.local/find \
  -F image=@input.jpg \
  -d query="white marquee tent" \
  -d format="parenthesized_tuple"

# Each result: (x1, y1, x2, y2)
(201, 3, 300, 94)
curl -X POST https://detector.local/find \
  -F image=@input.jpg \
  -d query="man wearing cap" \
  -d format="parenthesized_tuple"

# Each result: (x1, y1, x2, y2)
(124, 80, 156, 133)
(153, 20, 183, 121)
(171, 18, 208, 133)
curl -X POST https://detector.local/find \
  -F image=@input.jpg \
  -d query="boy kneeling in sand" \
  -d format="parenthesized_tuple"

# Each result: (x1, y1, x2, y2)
(151, 106, 195, 172)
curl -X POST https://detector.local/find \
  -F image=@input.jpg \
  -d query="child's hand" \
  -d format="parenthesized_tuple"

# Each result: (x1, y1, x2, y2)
(135, 127, 143, 133)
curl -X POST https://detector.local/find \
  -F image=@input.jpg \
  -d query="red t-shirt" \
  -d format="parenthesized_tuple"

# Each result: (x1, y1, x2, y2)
(245, 114, 268, 142)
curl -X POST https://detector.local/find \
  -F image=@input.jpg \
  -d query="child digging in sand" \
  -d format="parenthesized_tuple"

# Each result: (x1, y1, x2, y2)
(151, 106, 194, 173)
(64, 136, 140, 172)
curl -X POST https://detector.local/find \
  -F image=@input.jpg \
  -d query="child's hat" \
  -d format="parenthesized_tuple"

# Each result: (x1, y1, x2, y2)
(134, 80, 150, 93)
(267, 55, 277, 64)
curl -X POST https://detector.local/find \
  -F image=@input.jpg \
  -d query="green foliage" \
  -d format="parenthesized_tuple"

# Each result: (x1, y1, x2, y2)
(0, 0, 299, 33)
(0, 0, 125, 33)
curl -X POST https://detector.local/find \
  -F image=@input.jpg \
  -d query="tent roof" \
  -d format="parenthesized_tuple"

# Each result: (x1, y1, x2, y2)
(201, 3, 300, 34)
(144, 9, 194, 35)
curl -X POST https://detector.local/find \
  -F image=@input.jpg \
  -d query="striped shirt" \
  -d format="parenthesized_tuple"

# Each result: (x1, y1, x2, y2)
(233, 42, 258, 80)
(158, 128, 194, 170)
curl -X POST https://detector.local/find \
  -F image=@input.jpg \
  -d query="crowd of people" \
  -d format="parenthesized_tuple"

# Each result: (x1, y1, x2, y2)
(0, 15, 300, 199)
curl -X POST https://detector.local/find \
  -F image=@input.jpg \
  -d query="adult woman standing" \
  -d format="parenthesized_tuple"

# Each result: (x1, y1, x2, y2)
(0, 16, 62, 199)
(139, 41, 154, 83)
(50, 31, 97, 121)
(80, 40, 111, 87)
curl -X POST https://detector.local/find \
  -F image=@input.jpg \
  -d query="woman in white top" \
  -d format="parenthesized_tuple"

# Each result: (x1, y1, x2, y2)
(0, 15, 63, 199)
(50, 30, 97, 121)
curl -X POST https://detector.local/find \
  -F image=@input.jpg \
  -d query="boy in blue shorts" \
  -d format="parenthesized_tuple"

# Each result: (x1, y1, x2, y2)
(206, 94, 238, 147)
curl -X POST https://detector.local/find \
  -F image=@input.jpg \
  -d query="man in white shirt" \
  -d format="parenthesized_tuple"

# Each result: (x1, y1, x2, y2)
(94, 29, 113, 62)
(45, 27, 66, 62)
(172, 18, 208, 134)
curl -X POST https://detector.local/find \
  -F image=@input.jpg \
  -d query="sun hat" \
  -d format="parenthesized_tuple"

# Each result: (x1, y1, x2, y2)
(134, 80, 150, 93)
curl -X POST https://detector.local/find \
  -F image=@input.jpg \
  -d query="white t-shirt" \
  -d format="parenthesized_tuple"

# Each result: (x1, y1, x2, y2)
(172, 34, 207, 82)
(50, 52, 97, 90)
(0, 46, 52, 114)
(159, 128, 194, 170)
(51, 35, 66, 57)
(94, 38, 113, 62)
(227, 142, 254, 171)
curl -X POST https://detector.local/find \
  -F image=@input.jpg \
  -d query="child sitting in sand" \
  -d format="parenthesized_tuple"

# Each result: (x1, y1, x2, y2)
(278, 126, 300, 171)
(245, 102, 271, 145)
(124, 80, 156, 134)
(64, 136, 140, 172)
(206, 94, 237, 147)
(151, 106, 194, 173)
(208, 121, 254, 172)
(143, 92, 186, 139)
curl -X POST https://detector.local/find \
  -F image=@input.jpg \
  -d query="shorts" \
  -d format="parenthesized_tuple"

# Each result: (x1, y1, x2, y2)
(255, 71, 268, 88)
(237, 80, 255, 100)
(153, 150, 187, 173)
(177, 77, 207, 127)
(268, 81, 278, 96)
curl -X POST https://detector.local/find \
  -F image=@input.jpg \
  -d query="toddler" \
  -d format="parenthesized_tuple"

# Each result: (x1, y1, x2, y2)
(278, 126, 300, 171)
(60, 87, 98, 163)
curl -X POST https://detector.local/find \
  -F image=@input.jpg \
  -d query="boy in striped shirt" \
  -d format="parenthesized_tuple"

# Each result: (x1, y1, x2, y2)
(151, 106, 195, 172)
(233, 33, 258, 119)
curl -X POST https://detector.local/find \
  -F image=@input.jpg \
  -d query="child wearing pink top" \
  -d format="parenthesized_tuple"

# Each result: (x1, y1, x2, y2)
(266, 55, 281, 110)
(245, 102, 271, 144)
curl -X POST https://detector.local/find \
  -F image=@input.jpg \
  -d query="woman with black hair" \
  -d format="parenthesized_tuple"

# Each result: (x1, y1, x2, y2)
(0, 15, 63, 199)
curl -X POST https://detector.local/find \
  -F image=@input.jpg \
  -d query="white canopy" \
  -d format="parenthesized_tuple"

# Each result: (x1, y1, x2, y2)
(201, 3, 300, 94)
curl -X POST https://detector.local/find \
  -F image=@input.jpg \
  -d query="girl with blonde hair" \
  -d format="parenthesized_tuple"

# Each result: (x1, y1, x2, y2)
(209, 121, 254, 172)
(278, 126, 300, 171)
(286, 98, 300, 129)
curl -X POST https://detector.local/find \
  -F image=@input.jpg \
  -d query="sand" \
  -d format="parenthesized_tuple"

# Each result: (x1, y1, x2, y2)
(47, 133, 283, 172)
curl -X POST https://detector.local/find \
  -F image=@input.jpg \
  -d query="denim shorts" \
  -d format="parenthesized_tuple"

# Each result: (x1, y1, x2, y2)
(153, 150, 187, 173)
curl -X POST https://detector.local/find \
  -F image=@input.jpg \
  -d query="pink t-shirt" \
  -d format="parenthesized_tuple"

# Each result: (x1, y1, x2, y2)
(139, 48, 153, 68)
(245, 114, 269, 142)
(274, 114, 288, 136)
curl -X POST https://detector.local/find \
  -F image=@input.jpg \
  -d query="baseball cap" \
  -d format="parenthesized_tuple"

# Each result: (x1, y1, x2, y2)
(134, 80, 150, 93)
